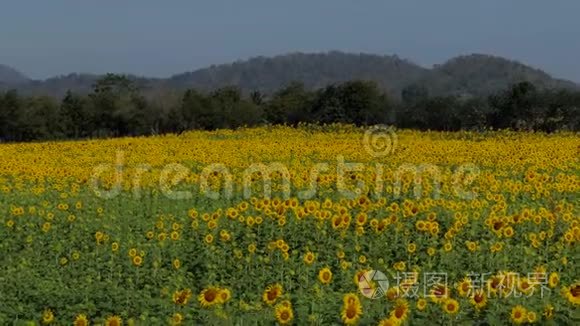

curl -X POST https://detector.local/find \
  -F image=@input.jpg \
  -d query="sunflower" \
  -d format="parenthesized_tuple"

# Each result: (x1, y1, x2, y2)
(217, 288, 232, 303)
(470, 289, 487, 310)
(548, 272, 559, 288)
(172, 288, 193, 306)
(503, 226, 514, 238)
(442, 298, 459, 315)
(132, 255, 143, 267)
(105, 315, 122, 326)
(275, 304, 294, 325)
(341, 298, 363, 325)
(393, 261, 405, 271)
(416, 220, 426, 231)
(486, 275, 503, 296)
(263, 283, 283, 305)
(466, 241, 478, 252)
(490, 242, 504, 253)
(390, 299, 409, 322)
(427, 247, 436, 256)
(198, 287, 220, 307)
(343, 293, 361, 306)
(543, 304, 554, 319)
(146, 230, 154, 240)
(42, 309, 54, 324)
(73, 314, 89, 326)
(517, 277, 534, 295)
(443, 242, 453, 252)
(303, 251, 315, 265)
(332, 215, 343, 229)
(510, 305, 527, 324)
(170, 231, 180, 241)
(385, 287, 401, 301)
(456, 277, 472, 297)
(353, 270, 368, 286)
(170, 312, 183, 326)
(416, 298, 427, 311)
(526, 311, 537, 323)
(562, 283, 580, 305)
(429, 284, 449, 302)
(318, 267, 333, 285)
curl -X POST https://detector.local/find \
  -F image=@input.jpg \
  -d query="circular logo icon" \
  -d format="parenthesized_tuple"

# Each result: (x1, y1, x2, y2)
(358, 270, 389, 299)
(363, 125, 398, 158)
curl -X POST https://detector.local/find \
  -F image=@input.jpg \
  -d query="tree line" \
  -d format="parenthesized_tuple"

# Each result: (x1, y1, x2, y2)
(0, 74, 578, 142)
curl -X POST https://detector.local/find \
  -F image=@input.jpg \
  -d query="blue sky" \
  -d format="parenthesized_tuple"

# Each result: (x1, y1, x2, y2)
(1, 0, 579, 81)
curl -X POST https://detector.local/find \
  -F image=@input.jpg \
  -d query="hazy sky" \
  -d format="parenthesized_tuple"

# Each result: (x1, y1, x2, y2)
(1, 0, 579, 81)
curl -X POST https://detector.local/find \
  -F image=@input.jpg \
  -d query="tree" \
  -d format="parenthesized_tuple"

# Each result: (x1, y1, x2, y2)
(0, 90, 22, 141)
(179, 89, 213, 130)
(87, 73, 147, 137)
(337, 80, 389, 125)
(488, 82, 538, 130)
(210, 87, 262, 128)
(19, 96, 61, 140)
(401, 83, 429, 105)
(265, 82, 312, 125)
(60, 91, 88, 138)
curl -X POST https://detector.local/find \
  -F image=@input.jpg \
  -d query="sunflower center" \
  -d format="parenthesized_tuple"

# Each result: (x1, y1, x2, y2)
(521, 282, 529, 289)
(267, 290, 277, 300)
(395, 306, 405, 318)
(346, 306, 357, 319)
(205, 290, 217, 302)
(571, 285, 580, 297)
(281, 311, 290, 320)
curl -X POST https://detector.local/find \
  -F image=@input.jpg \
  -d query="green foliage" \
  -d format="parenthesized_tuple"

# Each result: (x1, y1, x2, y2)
(0, 76, 579, 143)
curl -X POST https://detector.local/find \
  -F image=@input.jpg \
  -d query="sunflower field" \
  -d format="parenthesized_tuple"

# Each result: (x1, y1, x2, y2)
(0, 125, 578, 325)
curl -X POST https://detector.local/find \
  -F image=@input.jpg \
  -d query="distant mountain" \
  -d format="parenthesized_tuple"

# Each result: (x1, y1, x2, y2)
(423, 54, 578, 96)
(1, 52, 578, 97)
(167, 52, 429, 95)
(0, 64, 29, 85)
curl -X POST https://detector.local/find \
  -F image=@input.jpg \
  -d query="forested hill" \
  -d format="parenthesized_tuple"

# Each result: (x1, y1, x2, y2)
(0, 52, 577, 97)
(0, 64, 29, 85)
(166, 52, 428, 95)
